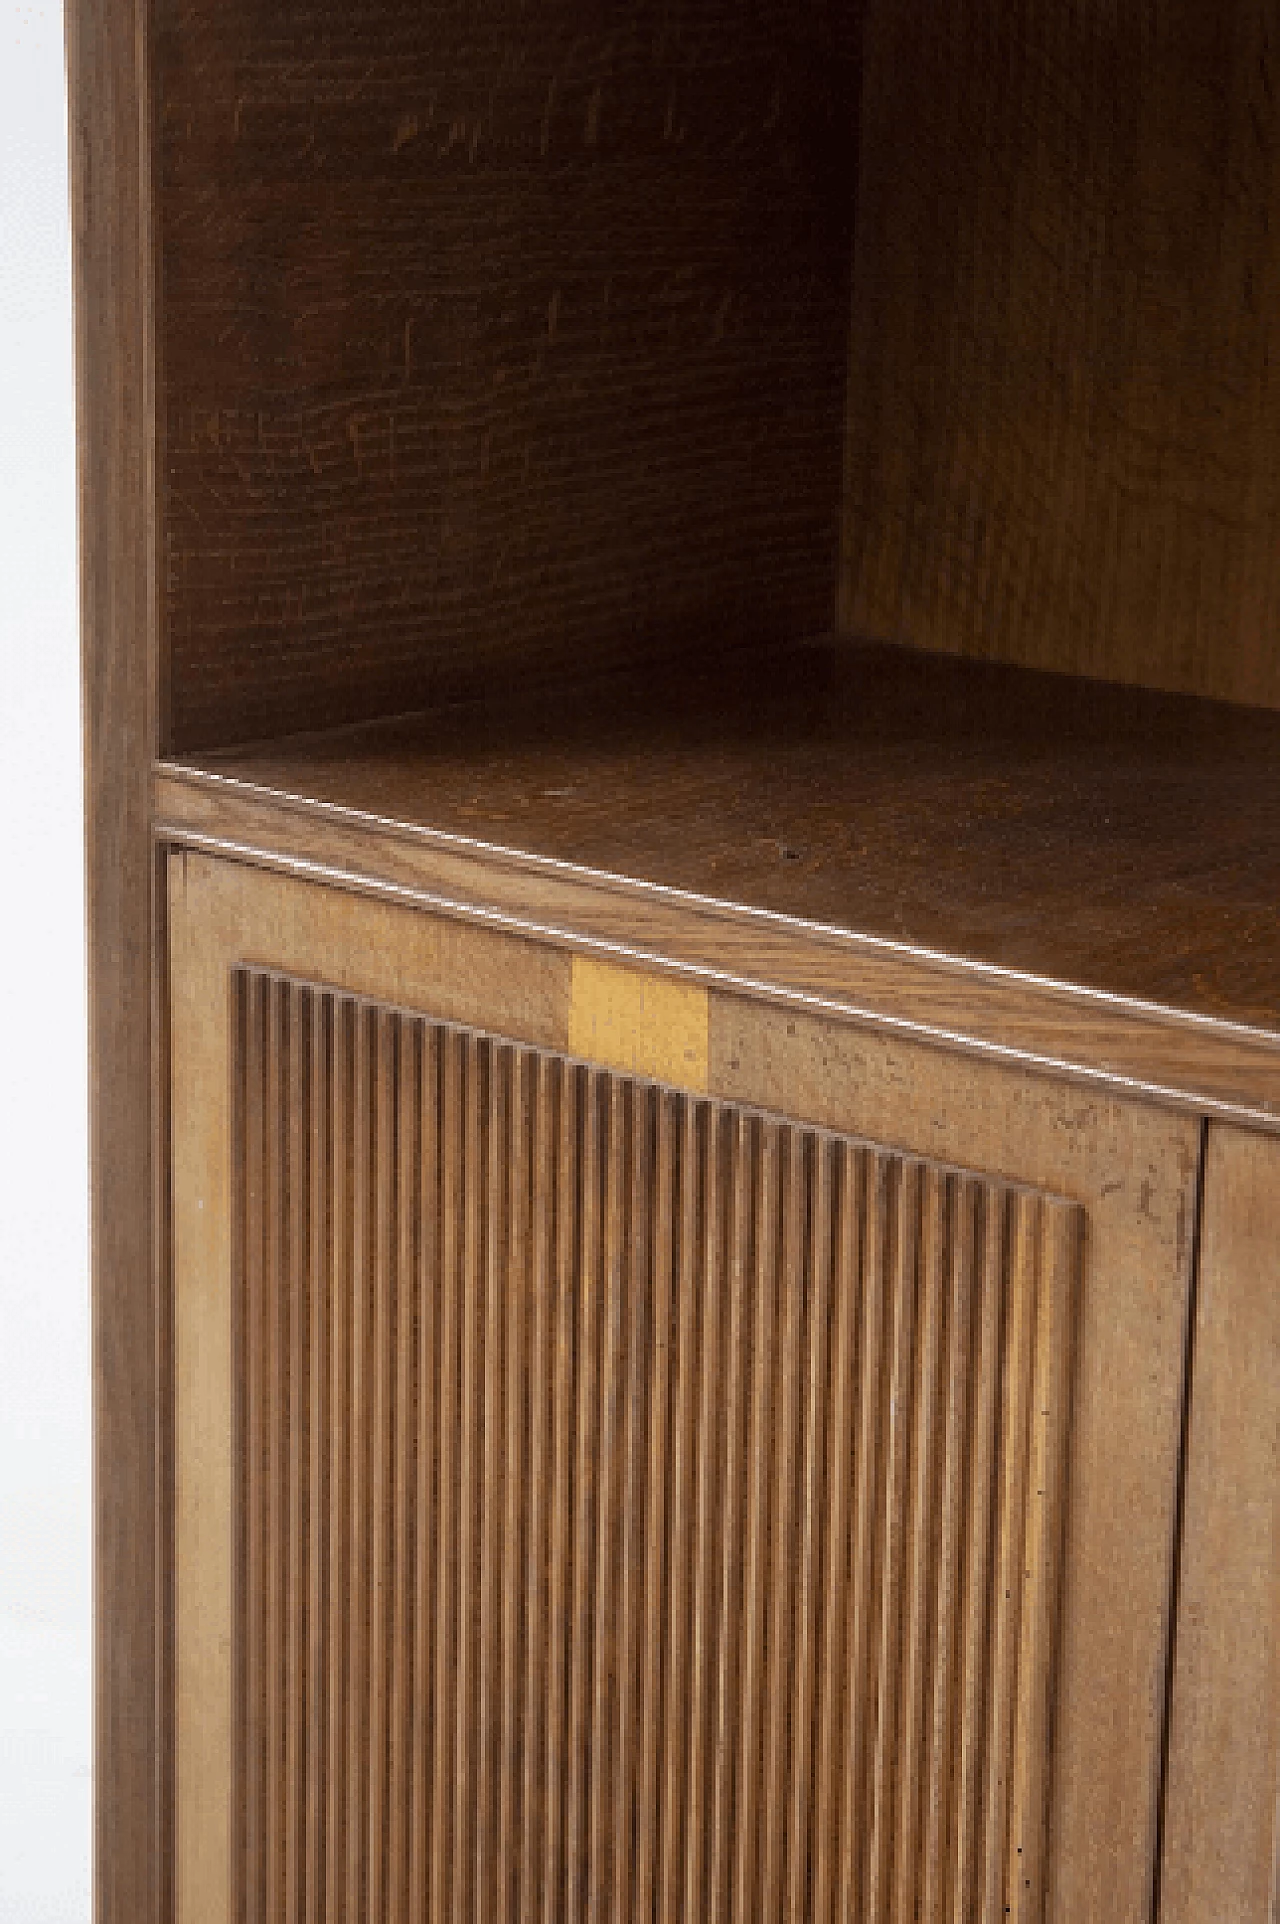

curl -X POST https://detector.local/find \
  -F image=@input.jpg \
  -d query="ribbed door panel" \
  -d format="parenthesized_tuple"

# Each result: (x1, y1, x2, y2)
(232, 968, 1081, 1924)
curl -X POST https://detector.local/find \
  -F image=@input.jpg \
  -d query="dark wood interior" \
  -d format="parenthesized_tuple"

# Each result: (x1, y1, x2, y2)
(159, 0, 862, 750)
(158, 0, 1280, 1020)
(843, 0, 1280, 711)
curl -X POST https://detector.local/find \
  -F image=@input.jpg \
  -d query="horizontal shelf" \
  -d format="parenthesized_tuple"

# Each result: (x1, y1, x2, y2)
(156, 638, 1280, 1124)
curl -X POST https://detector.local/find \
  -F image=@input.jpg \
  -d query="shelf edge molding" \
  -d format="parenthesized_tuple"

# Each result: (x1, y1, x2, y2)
(155, 763, 1280, 1132)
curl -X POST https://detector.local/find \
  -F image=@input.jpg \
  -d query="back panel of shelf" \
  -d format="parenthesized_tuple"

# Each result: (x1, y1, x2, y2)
(158, 0, 864, 751)
(157, 0, 1280, 757)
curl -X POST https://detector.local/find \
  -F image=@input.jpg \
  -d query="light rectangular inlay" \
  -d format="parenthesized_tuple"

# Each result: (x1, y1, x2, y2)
(230, 967, 1080, 1923)
(567, 954, 709, 1092)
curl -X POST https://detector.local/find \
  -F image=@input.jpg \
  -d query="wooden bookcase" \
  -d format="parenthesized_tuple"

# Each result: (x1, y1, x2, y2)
(73, 4, 1280, 1922)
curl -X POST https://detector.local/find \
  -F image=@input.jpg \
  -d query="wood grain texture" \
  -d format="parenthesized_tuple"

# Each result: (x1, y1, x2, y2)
(155, 640, 1280, 1124)
(1161, 1124, 1280, 1924)
(711, 995, 1202, 1924)
(168, 848, 1199, 1924)
(167, 849, 568, 1924)
(170, 844, 570, 1051)
(157, 0, 860, 750)
(228, 967, 1080, 1924)
(170, 840, 235, 1924)
(842, 0, 1280, 710)
(178, 639, 1280, 1027)
(67, 2, 166, 1922)
(154, 773, 1280, 1133)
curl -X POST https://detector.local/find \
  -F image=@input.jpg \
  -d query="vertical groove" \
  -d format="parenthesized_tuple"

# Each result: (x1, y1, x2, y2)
(632, 1091, 676, 1924)
(430, 1026, 464, 1924)
(891, 1165, 950, 1924)
(608, 1083, 651, 1922)
(343, 1005, 373, 1924)
(323, 997, 351, 1924)
(406, 1024, 441, 1924)
(759, 1131, 810, 1920)
(239, 974, 264, 1924)
(587, 1076, 627, 1919)
(365, 1009, 395, 1924)
(386, 1016, 418, 1924)
(284, 983, 308, 1924)
(232, 976, 1080, 1924)
(303, 993, 329, 1924)
(265, 977, 288, 1924)
(809, 1143, 865, 1924)
(706, 1112, 755, 1924)
(657, 1096, 702, 1924)
(837, 1153, 895, 1922)
(450, 1034, 487, 1924)
(566, 1068, 605, 1924)
(475, 1042, 509, 1924)
(517, 1052, 557, 1924)
(540, 1057, 578, 1924)
(783, 1137, 836, 1924)
(681, 1106, 728, 1924)
(732, 1119, 781, 1924)
(498, 1049, 532, 1924)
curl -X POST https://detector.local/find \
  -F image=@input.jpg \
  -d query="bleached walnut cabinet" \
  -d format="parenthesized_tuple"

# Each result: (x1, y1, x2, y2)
(74, 3, 1280, 1922)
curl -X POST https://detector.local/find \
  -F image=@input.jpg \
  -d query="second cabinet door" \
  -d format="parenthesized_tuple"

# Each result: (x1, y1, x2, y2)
(169, 848, 1200, 1924)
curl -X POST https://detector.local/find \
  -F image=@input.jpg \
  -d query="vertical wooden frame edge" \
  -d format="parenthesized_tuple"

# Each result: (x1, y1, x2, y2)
(68, 0, 164, 1916)
(169, 851, 236, 1924)
(1160, 1123, 1280, 1924)
(1149, 1117, 1210, 1924)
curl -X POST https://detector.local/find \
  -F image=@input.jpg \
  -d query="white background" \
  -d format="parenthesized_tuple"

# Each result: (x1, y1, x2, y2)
(0, 2, 92, 1920)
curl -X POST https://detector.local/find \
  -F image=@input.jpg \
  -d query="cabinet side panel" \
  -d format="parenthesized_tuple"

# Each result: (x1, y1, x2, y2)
(68, 1, 164, 1920)
(842, 0, 1280, 710)
(159, 0, 863, 749)
(1161, 1125, 1280, 1924)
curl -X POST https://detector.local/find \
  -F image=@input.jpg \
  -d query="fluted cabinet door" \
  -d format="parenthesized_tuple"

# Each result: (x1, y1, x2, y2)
(226, 967, 1080, 1924)
(169, 850, 1200, 1924)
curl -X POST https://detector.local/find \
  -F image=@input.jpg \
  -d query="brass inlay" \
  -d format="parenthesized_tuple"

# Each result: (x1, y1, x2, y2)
(568, 952, 709, 1091)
